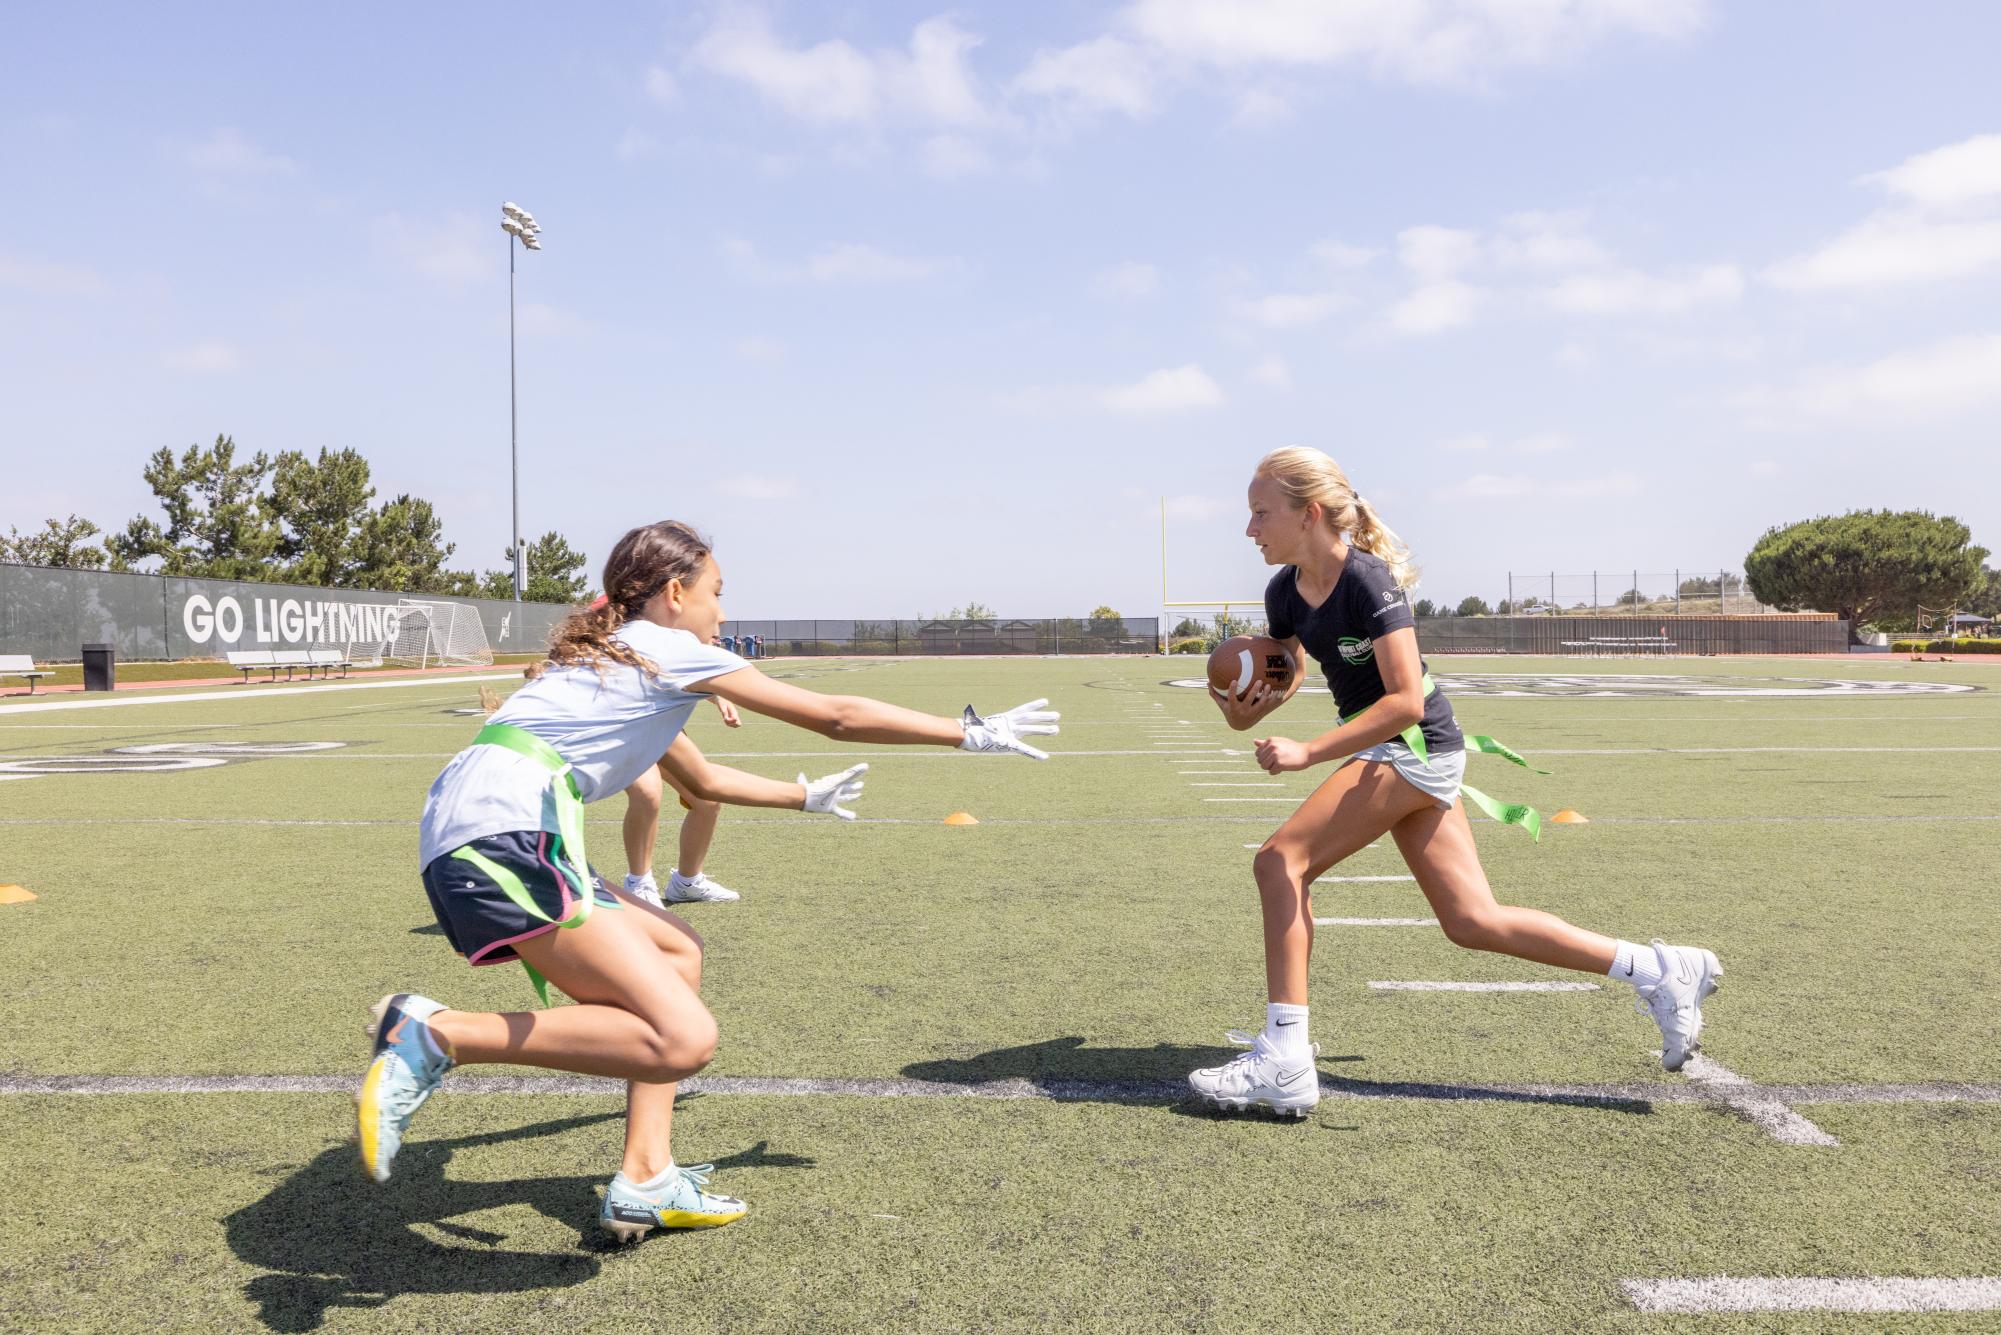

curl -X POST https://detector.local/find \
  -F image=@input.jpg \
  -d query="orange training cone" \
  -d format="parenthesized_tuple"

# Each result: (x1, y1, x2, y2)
(1550, 809, 1589, 825)
(0, 884, 36, 904)
(943, 812, 979, 826)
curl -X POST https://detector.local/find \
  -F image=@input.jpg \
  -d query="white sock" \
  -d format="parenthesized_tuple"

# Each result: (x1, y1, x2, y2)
(631, 1162, 679, 1192)
(624, 871, 656, 891)
(1609, 940, 1665, 989)
(1263, 1002, 1310, 1058)
(669, 869, 698, 887)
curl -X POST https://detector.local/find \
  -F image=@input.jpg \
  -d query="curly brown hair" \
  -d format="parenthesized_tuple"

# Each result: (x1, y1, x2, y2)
(542, 521, 714, 678)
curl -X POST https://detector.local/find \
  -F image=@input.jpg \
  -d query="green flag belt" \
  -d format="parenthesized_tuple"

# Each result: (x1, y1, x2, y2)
(1344, 673, 1549, 841)
(448, 722, 622, 1004)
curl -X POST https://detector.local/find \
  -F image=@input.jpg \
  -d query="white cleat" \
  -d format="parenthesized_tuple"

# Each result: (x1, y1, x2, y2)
(1186, 1030, 1320, 1118)
(622, 873, 664, 909)
(664, 871, 741, 904)
(1637, 940, 1722, 1072)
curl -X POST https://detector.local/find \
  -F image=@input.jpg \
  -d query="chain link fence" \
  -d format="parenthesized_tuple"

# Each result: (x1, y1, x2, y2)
(720, 618, 1160, 656)
(1491, 570, 1784, 617)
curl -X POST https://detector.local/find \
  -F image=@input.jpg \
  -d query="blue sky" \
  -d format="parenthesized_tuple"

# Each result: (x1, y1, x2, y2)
(5, 2, 1999, 617)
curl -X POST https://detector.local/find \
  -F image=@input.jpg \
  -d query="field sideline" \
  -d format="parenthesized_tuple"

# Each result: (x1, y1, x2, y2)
(2, 654, 1997, 1331)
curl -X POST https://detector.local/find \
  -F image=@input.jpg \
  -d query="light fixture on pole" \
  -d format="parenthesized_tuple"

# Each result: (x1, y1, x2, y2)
(500, 203, 542, 602)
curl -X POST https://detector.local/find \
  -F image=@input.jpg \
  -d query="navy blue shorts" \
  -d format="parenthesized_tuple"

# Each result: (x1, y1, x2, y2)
(421, 830, 621, 966)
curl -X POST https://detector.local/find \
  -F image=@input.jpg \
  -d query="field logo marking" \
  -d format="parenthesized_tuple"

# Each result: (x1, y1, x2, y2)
(1163, 674, 1980, 699)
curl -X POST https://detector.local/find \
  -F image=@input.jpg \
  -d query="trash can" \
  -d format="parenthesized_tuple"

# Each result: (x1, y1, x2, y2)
(81, 643, 116, 692)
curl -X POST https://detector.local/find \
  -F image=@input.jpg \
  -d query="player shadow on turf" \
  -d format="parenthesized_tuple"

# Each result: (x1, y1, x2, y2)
(226, 1112, 815, 1332)
(902, 1035, 1360, 1103)
(903, 1037, 1655, 1118)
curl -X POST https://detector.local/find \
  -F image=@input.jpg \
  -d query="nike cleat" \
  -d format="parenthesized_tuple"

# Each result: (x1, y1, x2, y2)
(358, 993, 455, 1183)
(1637, 941, 1723, 1072)
(599, 1164, 749, 1243)
(664, 871, 740, 904)
(623, 873, 664, 909)
(1186, 1030, 1320, 1119)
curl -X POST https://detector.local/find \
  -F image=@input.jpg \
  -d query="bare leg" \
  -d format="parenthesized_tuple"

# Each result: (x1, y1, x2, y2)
(1392, 799, 1617, 973)
(1255, 761, 1433, 1004)
(661, 767, 720, 878)
(425, 897, 712, 1181)
(623, 767, 664, 878)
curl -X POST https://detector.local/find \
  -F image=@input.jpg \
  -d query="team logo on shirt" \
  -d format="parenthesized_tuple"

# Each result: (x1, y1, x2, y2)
(1337, 635, 1374, 665)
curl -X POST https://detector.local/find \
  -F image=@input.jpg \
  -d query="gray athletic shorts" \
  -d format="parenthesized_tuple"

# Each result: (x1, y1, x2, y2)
(1349, 740, 1466, 809)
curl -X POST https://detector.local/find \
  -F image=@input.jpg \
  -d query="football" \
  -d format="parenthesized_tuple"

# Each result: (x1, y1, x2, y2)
(1207, 634, 1295, 699)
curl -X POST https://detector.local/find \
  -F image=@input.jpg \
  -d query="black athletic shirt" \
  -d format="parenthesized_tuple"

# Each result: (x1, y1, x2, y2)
(1265, 551, 1464, 756)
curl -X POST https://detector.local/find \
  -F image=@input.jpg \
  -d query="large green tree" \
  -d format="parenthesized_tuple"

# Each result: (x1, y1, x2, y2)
(1744, 510, 1988, 638)
(108, 435, 282, 580)
(1, 515, 111, 569)
(269, 447, 376, 586)
(353, 495, 470, 594)
(480, 531, 591, 604)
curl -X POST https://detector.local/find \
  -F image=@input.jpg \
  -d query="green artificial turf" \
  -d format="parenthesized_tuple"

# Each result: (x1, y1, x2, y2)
(2, 655, 1998, 1330)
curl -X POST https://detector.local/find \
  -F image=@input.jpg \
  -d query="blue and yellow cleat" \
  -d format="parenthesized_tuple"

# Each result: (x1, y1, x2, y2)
(357, 993, 455, 1184)
(599, 1164, 749, 1243)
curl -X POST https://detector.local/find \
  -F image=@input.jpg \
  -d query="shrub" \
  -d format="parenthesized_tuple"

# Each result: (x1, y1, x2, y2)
(1892, 637, 2001, 654)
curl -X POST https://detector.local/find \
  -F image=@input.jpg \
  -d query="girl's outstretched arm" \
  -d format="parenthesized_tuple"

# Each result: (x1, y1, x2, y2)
(696, 667, 1058, 757)
(656, 731, 867, 819)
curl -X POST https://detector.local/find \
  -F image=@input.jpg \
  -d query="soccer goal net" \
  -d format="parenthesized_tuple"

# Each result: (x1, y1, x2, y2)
(385, 599, 494, 668)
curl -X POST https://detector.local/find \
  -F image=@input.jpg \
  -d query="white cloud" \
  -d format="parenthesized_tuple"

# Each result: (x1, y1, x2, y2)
(0, 254, 107, 298)
(1512, 432, 1569, 455)
(179, 127, 298, 175)
(1750, 333, 2001, 421)
(1388, 280, 1482, 335)
(1231, 290, 1347, 329)
(374, 213, 487, 286)
(1397, 225, 1482, 280)
(1443, 471, 1641, 500)
(1312, 239, 1379, 270)
(1103, 363, 1225, 413)
(1545, 263, 1742, 314)
(806, 242, 953, 283)
(691, 13, 995, 129)
(1249, 356, 1291, 388)
(644, 65, 678, 103)
(1162, 494, 1229, 520)
(1091, 261, 1160, 298)
(724, 237, 958, 284)
(734, 335, 786, 362)
(920, 133, 992, 179)
(1014, 35, 1159, 119)
(614, 127, 660, 161)
(1769, 134, 2001, 292)
(1491, 211, 1611, 270)
(715, 473, 802, 501)
(164, 340, 241, 374)
(1863, 132, 2001, 211)
(1117, 0, 1705, 87)
(1767, 213, 2001, 291)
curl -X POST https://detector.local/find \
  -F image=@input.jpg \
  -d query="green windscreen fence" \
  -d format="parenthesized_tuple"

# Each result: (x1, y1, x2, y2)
(719, 618, 1162, 656)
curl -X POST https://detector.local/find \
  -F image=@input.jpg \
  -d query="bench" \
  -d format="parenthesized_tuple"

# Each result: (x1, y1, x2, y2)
(226, 649, 356, 682)
(308, 648, 353, 678)
(0, 654, 53, 694)
(1560, 636, 1678, 659)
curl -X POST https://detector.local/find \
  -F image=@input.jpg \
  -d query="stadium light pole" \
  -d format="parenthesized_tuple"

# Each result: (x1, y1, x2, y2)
(501, 202, 542, 603)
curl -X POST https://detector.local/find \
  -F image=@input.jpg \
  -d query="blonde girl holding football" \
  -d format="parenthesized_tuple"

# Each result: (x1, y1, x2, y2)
(1187, 447, 1721, 1117)
(361, 520, 1058, 1238)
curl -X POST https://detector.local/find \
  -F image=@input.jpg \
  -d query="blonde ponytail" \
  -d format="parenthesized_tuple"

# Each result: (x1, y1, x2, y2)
(1255, 446, 1419, 588)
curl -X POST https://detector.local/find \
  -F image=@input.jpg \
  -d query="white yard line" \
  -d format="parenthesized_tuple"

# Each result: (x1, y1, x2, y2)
(1319, 874, 1415, 883)
(1315, 917, 1438, 926)
(1681, 1054, 1840, 1146)
(1369, 981, 1601, 992)
(0, 672, 513, 714)
(1621, 1277, 2001, 1314)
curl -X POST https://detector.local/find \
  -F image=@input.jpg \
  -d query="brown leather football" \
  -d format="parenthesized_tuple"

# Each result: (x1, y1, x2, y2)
(1207, 634, 1295, 699)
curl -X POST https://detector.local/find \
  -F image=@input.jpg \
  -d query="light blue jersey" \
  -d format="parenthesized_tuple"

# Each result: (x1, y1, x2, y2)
(418, 621, 745, 868)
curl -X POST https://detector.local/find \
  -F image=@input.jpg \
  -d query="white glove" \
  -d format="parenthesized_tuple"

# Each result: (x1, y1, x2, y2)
(958, 698, 1060, 761)
(799, 763, 867, 821)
